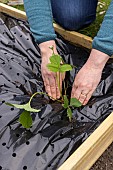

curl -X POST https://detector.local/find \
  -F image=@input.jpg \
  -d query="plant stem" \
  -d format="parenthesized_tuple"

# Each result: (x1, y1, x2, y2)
(68, 106, 72, 122)
(29, 92, 46, 104)
(28, 91, 63, 105)
(63, 81, 66, 96)
(56, 72, 62, 99)
(59, 71, 62, 96)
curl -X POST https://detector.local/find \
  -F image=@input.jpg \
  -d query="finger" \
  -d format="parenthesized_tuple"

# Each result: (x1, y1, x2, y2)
(79, 90, 90, 104)
(44, 77, 52, 97)
(79, 93, 87, 104)
(49, 75, 57, 99)
(83, 89, 94, 105)
(71, 86, 81, 100)
(71, 81, 78, 97)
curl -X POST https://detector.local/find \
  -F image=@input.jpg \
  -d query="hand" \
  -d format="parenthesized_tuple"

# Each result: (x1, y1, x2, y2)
(71, 49, 109, 105)
(39, 40, 64, 99)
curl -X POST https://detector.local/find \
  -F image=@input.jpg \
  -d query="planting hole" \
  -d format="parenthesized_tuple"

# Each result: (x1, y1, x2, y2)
(60, 133, 63, 137)
(36, 152, 40, 156)
(0, 166, 2, 170)
(81, 117, 84, 120)
(23, 166, 27, 170)
(0, 116, 2, 118)
(20, 35, 22, 37)
(26, 141, 30, 145)
(109, 104, 112, 107)
(17, 73, 20, 76)
(2, 100, 5, 103)
(2, 143, 6, 146)
(11, 108, 14, 111)
(12, 153, 16, 157)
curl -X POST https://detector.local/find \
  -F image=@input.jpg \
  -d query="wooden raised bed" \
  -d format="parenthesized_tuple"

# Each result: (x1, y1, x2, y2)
(0, 3, 113, 170)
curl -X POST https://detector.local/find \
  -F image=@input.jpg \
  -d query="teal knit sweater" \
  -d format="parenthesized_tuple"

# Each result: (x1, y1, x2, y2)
(24, 0, 113, 56)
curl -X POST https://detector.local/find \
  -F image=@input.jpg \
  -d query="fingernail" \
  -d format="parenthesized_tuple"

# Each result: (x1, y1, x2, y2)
(56, 95, 60, 99)
(83, 102, 87, 105)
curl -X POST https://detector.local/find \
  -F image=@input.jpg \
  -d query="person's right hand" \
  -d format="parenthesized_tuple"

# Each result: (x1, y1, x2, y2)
(39, 40, 64, 100)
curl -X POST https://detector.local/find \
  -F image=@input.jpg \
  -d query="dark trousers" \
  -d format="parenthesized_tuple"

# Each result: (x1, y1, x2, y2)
(51, 0, 98, 30)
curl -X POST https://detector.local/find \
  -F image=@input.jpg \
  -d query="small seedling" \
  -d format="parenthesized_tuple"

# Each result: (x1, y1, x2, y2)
(47, 47, 82, 121)
(47, 46, 72, 97)
(5, 47, 82, 128)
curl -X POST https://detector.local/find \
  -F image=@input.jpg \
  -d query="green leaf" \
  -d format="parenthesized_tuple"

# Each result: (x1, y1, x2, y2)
(5, 102, 40, 112)
(50, 55, 61, 67)
(60, 64, 72, 72)
(47, 63, 59, 72)
(19, 110, 32, 129)
(70, 98, 82, 107)
(62, 95, 69, 109)
(67, 107, 72, 122)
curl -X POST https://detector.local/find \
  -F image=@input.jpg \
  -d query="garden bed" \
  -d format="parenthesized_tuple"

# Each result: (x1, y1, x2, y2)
(0, 3, 113, 170)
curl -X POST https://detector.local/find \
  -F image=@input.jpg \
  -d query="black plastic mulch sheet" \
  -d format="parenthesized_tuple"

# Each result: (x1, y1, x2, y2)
(0, 13, 113, 170)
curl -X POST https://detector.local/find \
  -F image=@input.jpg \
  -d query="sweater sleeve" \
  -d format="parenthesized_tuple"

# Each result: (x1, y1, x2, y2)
(23, 0, 56, 44)
(92, 0, 113, 56)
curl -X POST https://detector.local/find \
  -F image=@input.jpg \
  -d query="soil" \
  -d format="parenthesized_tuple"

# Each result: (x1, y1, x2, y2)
(90, 142, 113, 170)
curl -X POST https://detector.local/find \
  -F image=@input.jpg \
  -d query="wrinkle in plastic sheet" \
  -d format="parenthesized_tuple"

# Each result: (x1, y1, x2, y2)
(0, 13, 113, 170)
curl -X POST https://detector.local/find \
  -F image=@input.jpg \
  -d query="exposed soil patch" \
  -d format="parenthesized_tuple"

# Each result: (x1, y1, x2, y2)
(91, 142, 113, 170)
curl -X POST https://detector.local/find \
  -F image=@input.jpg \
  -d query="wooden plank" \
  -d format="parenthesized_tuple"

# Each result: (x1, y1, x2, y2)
(0, 2, 26, 19)
(54, 23, 92, 49)
(0, 3, 113, 170)
(58, 112, 113, 170)
(0, 3, 92, 49)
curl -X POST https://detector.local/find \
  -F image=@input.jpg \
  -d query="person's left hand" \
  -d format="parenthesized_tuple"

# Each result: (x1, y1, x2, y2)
(71, 63, 102, 105)
(71, 49, 109, 105)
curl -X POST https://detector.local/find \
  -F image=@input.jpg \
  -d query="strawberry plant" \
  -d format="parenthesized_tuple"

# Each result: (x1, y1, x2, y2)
(47, 46, 82, 121)
(5, 46, 82, 128)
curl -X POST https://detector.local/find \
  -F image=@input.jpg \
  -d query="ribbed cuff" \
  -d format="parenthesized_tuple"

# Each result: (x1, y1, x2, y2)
(34, 33, 57, 44)
(92, 38, 112, 57)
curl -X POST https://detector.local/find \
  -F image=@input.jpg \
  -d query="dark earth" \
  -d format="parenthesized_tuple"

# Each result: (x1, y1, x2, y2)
(91, 142, 113, 170)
